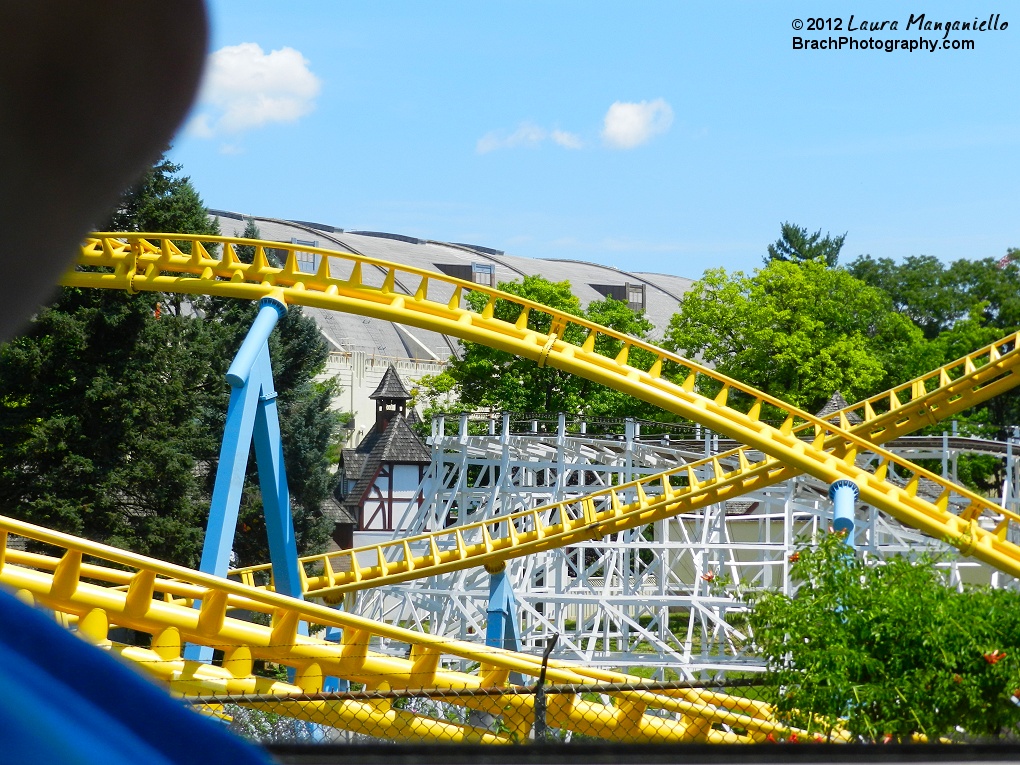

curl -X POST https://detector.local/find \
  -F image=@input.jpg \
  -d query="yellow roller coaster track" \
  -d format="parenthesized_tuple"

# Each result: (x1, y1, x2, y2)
(65, 234, 1020, 586)
(239, 330, 1020, 599)
(0, 515, 807, 744)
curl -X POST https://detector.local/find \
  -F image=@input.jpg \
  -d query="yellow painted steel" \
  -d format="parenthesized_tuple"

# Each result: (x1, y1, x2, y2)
(237, 331, 1020, 598)
(1, 230, 1007, 744)
(63, 234, 1020, 581)
(0, 516, 801, 744)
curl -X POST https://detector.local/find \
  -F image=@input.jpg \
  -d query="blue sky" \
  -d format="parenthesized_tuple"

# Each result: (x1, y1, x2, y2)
(169, 2, 1019, 278)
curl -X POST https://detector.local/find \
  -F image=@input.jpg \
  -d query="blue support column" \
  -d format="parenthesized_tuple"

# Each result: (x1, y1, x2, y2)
(251, 349, 302, 600)
(829, 479, 860, 546)
(194, 362, 262, 581)
(322, 625, 349, 693)
(186, 297, 305, 662)
(225, 298, 287, 388)
(485, 565, 521, 652)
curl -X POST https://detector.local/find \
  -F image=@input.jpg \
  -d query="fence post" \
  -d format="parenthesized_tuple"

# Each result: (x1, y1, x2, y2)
(533, 634, 559, 742)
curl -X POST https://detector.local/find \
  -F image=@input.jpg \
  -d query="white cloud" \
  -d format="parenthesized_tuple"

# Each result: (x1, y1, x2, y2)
(550, 129, 583, 150)
(476, 122, 583, 153)
(477, 122, 544, 153)
(190, 43, 321, 137)
(601, 99, 673, 149)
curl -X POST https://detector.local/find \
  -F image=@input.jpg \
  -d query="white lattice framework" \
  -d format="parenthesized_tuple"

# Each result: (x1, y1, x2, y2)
(351, 414, 1020, 679)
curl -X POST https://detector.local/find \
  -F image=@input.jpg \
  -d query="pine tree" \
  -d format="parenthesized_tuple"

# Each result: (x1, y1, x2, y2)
(104, 156, 220, 237)
(234, 217, 259, 264)
(0, 155, 339, 566)
(766, 221, 846, 267)
(0, 283, 223, 564)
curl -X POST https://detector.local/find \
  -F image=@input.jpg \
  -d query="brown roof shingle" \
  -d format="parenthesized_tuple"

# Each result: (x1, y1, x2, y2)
(369, 364, 412, 401)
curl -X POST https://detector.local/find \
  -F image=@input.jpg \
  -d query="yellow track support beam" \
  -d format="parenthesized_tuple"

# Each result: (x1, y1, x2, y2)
(64, 235, 1017, 581)
(0, 514, 804, 744)
(238, 331, 1020, 598)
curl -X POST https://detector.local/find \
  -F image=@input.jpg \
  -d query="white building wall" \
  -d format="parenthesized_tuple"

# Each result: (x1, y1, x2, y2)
(354, 464, 426, 540)
(319, 352, 446, 447)
(391, 465, 424, 531)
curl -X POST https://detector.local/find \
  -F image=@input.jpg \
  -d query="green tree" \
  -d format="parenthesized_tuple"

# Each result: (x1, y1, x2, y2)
(105, 155, 220, 238)
(845, 255, 967, 340)
(664, 259, 938, 414)
(846, 253, 1020, 341)
(946, 254, 1020, 332)
(414, 275, 658, 420)
(0, 288, 222, 564)
(0, 155, 338, 566)
(766, 222, 847, 267)
(847, 250, 1020, 471)
(750, 533, 1020, 741)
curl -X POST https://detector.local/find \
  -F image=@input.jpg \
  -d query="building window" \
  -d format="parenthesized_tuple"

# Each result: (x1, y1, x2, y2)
(590, 282, 646, 313)
(291, 238, 320, 274)
(434, 262, 496, 288)
(471, 263, 495, 287)
(626, 284, 646, 312)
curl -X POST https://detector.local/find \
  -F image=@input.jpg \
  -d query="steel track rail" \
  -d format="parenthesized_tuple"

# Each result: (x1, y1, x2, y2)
(63, 234, 1020, 582)
(0, 518, 798, 744)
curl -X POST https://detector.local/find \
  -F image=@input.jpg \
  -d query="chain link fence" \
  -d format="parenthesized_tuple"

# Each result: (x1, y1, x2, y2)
(183, 678, 774, 747)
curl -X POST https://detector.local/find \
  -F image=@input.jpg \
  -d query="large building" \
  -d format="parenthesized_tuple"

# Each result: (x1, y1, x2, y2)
(209, 211, 695, 441)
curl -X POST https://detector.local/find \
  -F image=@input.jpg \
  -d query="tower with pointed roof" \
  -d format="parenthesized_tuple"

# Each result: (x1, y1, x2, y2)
(370, 364, 411, 429)
(815, 390, 863, 426)
(335, 365, 431, 542)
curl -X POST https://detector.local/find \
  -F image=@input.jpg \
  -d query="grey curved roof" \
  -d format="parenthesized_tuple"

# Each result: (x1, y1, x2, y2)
(210, 211, 695, 364)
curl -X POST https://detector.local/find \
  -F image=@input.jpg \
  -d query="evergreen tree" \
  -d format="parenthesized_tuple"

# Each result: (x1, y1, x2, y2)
(0, 288, 223, 564)
(0, 155, 339, 566)
(104, 156, 220, 237)
(766, 221, 846, 267)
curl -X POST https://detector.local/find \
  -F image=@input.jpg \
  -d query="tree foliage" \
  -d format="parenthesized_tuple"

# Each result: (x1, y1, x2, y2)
(766, 222, 847, 267)
(104, 156, 220, 238)
(664, 259, 937, 414)
(0, 289, 222, 564)
(0, 155, 339, 567)
(847, 250, 1020, 482)
(414, 275, 659, 420)
(750, 534, 1020, 741)
(846, 253, 1020, 340)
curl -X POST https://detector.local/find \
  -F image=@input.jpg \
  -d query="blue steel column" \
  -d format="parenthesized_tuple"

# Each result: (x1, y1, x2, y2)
(829, 478, 860, 546)
(251, 348, 302, 600)
(485, 564, 522, 652)
(195, 368, 261, 581)
(225, 297, 287, 387)
(187, 297, 301, 661)
(197, 296, 289, 580)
